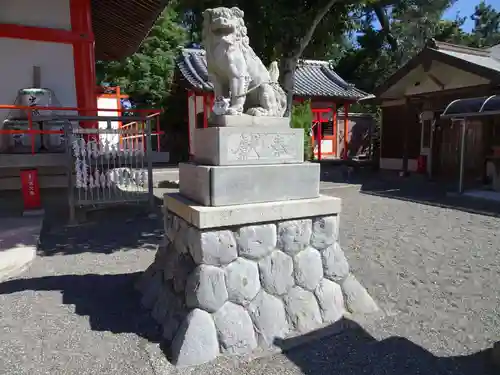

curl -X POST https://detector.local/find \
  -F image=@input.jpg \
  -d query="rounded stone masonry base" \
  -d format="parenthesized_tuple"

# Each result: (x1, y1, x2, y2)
(135, 195, 379, 367)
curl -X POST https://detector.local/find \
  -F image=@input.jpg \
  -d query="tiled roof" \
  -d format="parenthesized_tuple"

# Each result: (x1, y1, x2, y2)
(430, 40, 500, 73)
(177, 48, 370, 100)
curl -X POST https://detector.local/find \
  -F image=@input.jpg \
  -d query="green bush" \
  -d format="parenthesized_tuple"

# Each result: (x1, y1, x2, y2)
(290, 101, 314, 160)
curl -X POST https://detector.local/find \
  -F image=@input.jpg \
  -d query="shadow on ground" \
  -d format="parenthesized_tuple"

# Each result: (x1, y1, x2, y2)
(0, 271, 162, 343)
(0, 272, 496, 374)
(320, 163, 500, 218)
(275, 318, 496, 375)
(38, 205, 164, 256)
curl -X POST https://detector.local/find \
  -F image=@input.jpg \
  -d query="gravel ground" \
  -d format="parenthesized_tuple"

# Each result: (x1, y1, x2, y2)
(1, 180, 499, 374)
(0, 209, 165, 375)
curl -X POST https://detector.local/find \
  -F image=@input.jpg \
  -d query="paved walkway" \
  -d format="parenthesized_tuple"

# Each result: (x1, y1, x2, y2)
(0, 181, 499, 374)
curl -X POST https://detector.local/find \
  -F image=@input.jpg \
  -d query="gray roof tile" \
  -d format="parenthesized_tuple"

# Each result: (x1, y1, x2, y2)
(177, 48, 369, 100)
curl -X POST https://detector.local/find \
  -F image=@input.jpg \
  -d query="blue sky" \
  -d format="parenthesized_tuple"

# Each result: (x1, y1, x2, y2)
(443, 0, 500, 31)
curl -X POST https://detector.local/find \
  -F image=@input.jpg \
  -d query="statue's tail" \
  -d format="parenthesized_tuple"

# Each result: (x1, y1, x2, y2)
(268, 61, 280, 84)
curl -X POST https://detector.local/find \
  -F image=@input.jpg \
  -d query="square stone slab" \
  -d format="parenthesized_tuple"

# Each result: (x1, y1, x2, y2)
(209, 114, 290, 128)
(193, 126, 304, 166)
(179, 162, 320, 207)
(164, 192, 341, 229)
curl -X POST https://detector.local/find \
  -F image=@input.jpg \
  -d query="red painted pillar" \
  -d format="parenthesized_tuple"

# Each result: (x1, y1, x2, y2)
(332, 103, 337, 157)
(343, 103, 350, 160)
(194, 92, 198, 128)
(70, 0, 97, 129)
(317, 111, 322, 161)
(188, 90, 193, 156)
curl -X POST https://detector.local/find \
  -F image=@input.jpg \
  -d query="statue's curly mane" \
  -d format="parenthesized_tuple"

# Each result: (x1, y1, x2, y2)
(202, 7, 248, 48)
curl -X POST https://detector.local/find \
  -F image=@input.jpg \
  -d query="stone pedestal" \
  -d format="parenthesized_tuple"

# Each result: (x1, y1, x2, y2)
(136, 117, 378, 367)
(179, 162, 320, 206)
(193, 126, 304, 166)
(137, 194, 379, 367)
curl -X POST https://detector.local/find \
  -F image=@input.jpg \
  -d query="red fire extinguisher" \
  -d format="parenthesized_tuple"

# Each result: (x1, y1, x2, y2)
(20, 169, 41, 211)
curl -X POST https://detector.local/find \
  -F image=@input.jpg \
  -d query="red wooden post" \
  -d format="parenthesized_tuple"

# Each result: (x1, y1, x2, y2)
(332, 102, 337, 157)
(317, 111, 322, 161)
(156, 115, 161, 152)
(343, 103, 350, 160)
(188, 90, 194, 156)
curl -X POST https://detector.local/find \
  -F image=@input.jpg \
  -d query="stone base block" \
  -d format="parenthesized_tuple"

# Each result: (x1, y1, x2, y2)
(136, 195, 379, 367)
(209, 114, 290, 128)
(193, 126, 304, 166)
(179, 162, 320, 206)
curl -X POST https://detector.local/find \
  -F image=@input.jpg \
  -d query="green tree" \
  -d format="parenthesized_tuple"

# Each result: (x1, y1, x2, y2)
(96, 3, 187, 107)
(290, 101, 314, 160)
(179, 0, 412, 115)
(469, 0, 500, 47)
(334, 0, 466, 93)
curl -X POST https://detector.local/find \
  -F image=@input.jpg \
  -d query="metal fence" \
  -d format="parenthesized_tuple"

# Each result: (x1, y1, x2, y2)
(63, 115, 155, 223)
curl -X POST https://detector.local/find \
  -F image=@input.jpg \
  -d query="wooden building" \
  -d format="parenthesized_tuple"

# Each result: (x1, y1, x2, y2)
(374, 39, 500, 186)
(175, 48, 372, 160)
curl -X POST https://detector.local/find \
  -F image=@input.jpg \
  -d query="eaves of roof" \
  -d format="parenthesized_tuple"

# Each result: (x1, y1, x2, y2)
(92, 0, 168, 60)
(374, 39, 500, 98)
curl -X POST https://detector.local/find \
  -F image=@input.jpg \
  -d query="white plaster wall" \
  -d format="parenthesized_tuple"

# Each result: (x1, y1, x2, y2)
(0, 0, 71, 30)
(97, 97, 120, 148)
(383, 61, 490, 98)
(313, 140, 333, 156)
(0, 38, 77, 125)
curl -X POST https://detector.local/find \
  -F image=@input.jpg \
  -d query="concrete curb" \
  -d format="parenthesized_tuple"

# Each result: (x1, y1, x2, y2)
(0, 216, 43, 283)
(0, 246, 37, 283)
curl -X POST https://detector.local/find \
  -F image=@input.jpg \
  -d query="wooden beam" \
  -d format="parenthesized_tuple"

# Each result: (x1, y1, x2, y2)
(0, 23, 92, 44)
(427, 73, 445, 90)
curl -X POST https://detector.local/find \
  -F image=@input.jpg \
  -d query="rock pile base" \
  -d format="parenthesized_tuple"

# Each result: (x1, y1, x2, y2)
(136, 208, 379, 367)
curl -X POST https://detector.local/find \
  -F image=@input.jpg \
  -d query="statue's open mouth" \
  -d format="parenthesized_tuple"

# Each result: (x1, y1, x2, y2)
(211, 18, 236, 35)
(212, 28, 234, 36)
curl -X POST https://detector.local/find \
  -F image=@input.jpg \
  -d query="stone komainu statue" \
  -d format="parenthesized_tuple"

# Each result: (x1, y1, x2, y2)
(202, 7, 287, 117)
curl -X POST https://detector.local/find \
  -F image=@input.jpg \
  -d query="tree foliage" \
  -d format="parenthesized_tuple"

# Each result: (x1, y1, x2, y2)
(96, 0, 500, 114)
(335, 0, 500, 94)
(96, 3, 187, 107)
(290, 101, 314, 160)
(469, 1, 500, 47)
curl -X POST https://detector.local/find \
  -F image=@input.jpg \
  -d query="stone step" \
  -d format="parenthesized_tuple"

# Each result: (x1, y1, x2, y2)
(179, 162, 320, 207)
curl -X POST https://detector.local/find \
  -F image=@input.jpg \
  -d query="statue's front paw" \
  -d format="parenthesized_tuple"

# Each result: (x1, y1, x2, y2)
(246, 107, 267, 116)
(226, 108, 242, 115)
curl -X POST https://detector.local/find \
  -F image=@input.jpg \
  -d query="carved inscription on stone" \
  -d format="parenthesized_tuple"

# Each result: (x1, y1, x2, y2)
(228, 132, 298, 161)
